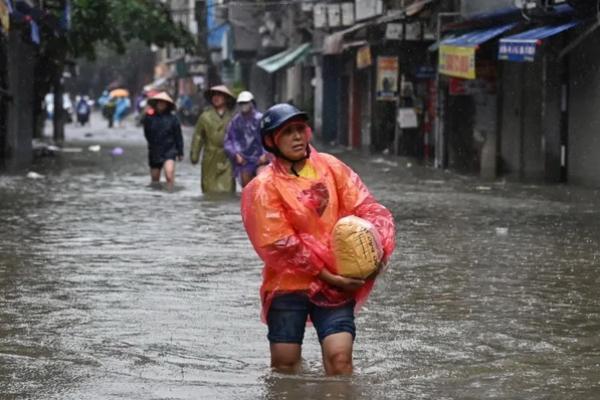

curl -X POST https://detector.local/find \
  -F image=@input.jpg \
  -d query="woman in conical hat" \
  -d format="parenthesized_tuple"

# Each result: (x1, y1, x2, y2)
(191, 85, 236, 193)
(142, 92, 183, 191)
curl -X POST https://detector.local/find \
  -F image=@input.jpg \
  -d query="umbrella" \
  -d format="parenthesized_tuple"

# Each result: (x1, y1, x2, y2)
(110, 88, 130, 98)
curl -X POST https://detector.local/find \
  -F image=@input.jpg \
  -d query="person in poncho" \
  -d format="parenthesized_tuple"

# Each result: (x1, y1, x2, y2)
(241, 104, 396, 376)
(142, 92, 183, 191)
(224, 91, 269, 188)
(190, 85, 236, 193)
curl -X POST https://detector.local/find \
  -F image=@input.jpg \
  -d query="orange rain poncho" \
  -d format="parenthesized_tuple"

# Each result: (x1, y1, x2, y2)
(241, 146, 396, 322)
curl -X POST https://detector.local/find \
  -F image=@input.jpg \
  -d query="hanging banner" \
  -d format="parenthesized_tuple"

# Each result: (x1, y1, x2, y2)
(439, 45, 476, 80)
(0, 0, 10, 32)
(376, 56, 398, 101)
(356, 45, 372, 69)
(397, 108, 419, 128)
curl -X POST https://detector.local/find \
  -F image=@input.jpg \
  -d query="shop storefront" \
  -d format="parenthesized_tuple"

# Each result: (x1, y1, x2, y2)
(437, 24, 514, 175)
(318, 1, 436, 156)
(497, 20, 581, 182)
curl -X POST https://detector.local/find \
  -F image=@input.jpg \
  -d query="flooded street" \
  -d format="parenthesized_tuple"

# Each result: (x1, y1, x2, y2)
(1, 117, 599, 399)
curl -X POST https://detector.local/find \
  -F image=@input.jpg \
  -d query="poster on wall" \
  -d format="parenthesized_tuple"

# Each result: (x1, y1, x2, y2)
(376, 56, 399, 101)
(356, 45, 372, 69)
(0, 0, 11, 32)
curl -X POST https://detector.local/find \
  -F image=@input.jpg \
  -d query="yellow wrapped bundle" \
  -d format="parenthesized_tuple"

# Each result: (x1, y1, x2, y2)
(332, 216, 383, 279)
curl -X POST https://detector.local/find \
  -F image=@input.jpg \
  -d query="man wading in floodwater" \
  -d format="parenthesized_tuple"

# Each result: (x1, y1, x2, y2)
(190, 85, 236, 193)
(241, 104, 396, 375)
(142, 92, 183, 191)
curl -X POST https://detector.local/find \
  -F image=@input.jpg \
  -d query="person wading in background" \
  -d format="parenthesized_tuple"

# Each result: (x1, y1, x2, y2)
(142, 92, 183, 191)
(224, 91, 269, 188)
(190, 85, 236, 193)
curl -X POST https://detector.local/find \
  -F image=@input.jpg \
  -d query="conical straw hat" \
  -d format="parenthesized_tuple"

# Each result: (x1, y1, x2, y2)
(148, 92, 175, 105)
(205, 85, 234, 99)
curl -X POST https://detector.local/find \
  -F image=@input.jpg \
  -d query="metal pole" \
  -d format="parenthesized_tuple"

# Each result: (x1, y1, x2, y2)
(53, 74, 65, 145)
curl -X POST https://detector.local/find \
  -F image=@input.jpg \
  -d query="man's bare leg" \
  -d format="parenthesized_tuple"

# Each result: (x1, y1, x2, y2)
(240, 170, 254, 188)
(270, 343, 302, 374)
(163, 160, 175, 191)
(150, 168, 161, 184)
(321, 332, 354, 376)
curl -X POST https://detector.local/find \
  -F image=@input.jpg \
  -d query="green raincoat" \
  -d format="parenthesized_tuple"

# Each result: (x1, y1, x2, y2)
(191, 107, 235, 193)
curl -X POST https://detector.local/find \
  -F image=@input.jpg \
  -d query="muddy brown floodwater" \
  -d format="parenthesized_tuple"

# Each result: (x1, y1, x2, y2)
(1, 120, 599, 399)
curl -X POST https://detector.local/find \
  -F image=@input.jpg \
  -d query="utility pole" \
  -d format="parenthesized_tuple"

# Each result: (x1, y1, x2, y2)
(195, 0, 208, 62)
(53, 73, 65, 145)
(46, 0, 67, 145)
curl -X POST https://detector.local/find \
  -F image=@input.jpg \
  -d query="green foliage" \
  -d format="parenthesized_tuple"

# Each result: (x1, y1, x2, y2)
(68, 0, 195, 59)
(32, 0, 196, 137)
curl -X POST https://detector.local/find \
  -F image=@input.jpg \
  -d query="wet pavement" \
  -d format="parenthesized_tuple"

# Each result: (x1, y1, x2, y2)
(1, 114, 599, 399)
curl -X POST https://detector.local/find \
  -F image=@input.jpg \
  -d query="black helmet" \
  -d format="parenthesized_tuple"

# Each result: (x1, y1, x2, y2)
(260, 103, 308, 141)
(259, 103, 311, 172)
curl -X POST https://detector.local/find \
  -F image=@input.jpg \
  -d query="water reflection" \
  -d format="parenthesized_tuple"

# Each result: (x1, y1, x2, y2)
(262, 373, 363, 400)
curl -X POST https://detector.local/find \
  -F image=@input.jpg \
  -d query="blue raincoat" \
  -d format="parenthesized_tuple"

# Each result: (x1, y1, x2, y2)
(224, 109, 265, 179)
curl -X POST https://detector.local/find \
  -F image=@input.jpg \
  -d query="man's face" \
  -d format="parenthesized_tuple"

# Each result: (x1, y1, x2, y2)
(239, 102, 252, 113)
(156, 100, 169, 113)
(212, 94, 226, 108)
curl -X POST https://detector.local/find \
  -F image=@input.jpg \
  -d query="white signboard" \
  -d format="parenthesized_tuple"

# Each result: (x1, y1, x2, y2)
(313, 3, 328, 28)
(301, 3, 314, 12)
(405, 22, 422, 41)
(327, 4, 342, 27)
(341, 2, 355, 26)
(385, 23, 403, 40)
(397, 108, 419, 129)
(355, 0, 383, 21)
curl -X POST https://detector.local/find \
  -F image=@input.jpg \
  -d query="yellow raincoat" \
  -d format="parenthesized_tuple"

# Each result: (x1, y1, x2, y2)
(190, 107, 235, 193)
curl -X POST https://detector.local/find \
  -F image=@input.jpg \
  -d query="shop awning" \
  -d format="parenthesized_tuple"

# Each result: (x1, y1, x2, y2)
(428, 34, 455, 52)
(257, 43, 312, 74)
(439, 23, 515, 80)
(322, 23, 370, 55)
(441, 23, 516, 48)
(498, 21, 580, 62)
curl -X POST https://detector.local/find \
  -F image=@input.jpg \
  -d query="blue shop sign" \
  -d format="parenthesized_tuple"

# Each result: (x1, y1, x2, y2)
(499, 21, 580, 63)
(498, 41, 537, 62)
